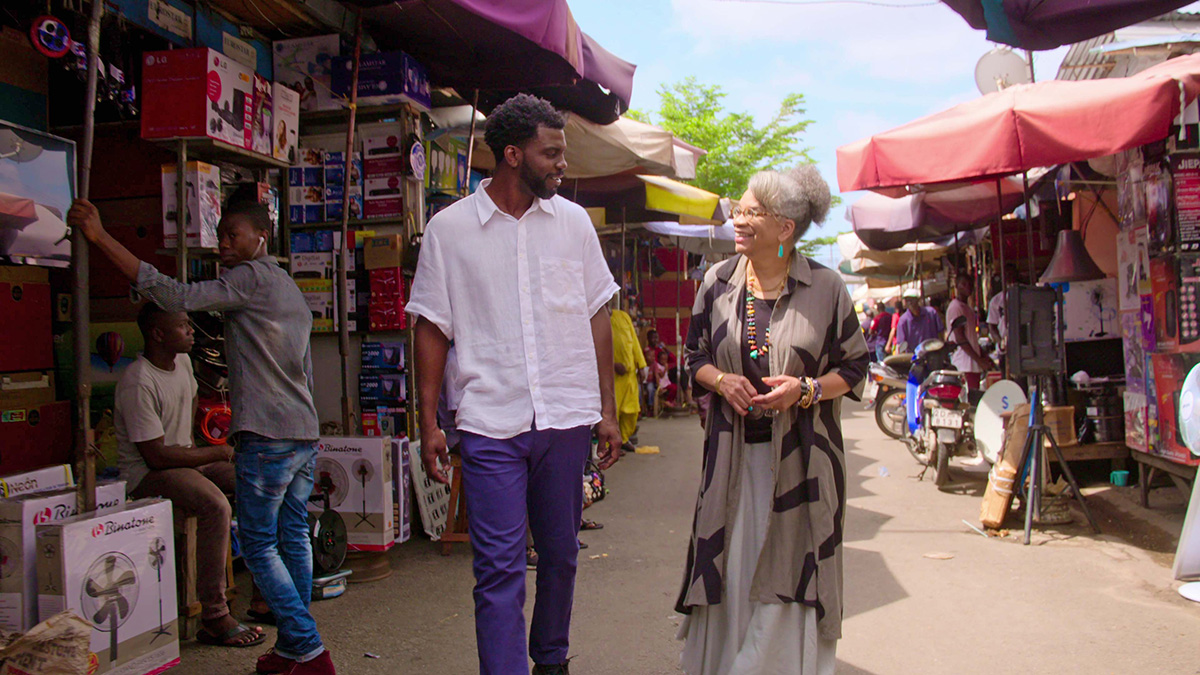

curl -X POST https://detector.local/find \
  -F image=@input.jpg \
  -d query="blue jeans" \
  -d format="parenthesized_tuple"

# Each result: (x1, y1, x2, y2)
(234, 433, 324, 661)
(459, 425, 591, 674)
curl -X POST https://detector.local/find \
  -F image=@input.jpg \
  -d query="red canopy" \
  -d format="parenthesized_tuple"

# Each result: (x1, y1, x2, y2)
(837, 54, 1200, 193)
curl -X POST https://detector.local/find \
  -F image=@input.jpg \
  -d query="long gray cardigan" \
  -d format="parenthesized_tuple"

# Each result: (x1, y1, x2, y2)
(676, 253, 869, 641)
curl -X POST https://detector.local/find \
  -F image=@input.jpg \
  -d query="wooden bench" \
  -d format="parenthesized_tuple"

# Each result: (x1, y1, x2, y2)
(439, 455, 469, 556)
(176, 513, 237, 640)
(1130, 450, 1197, 508)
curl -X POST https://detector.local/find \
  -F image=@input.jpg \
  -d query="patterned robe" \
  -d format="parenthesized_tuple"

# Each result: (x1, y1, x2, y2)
(676, 253, 869, 641)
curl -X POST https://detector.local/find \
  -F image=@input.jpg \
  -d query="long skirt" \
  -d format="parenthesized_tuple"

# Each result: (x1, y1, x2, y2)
(678, 441, 837, 675)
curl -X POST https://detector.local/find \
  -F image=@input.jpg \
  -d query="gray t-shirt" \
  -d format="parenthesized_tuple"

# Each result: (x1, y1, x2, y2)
(114, 354, 197, 491)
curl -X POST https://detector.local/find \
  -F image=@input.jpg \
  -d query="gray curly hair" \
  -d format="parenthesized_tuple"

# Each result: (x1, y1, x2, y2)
(747, 164, 832, 242)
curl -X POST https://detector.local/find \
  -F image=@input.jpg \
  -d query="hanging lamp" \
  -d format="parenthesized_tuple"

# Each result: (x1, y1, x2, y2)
(1039, 229, 1105, 284)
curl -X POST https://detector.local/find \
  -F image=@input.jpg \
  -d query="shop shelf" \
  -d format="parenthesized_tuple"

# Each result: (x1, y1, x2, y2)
(288, 216, 407, 230)
(299, 103, 411, 128)
(152, 137, 290, 170)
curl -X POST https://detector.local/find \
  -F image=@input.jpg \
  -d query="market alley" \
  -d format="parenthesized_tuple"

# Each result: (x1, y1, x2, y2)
(173, 405, 1200, 675)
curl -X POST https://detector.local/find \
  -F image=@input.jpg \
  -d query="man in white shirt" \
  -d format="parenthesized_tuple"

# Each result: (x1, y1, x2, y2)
(115, 303, 262, 648)
(946, 275, 994, 389)
(407, 94, 622, 675)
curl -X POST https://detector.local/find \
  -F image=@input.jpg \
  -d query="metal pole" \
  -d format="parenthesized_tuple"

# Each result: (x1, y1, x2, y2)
(465, 89, 479, 194)
(338, 10, 363, 435)
(1022, 171, 1035, 282)
(176, 140, 188, 283)
(620, 208, 627, 306)
(75, 0, 104, 513)
(996, 179, 1007, 288)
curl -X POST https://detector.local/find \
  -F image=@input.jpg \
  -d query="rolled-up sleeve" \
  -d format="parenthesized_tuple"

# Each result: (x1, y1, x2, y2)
(405, 227, 454, 341)
(581, 224, 619, 317)
(135, 261, 257, 312)
(828, 283, 870, 401)
(685, 270, 717, 381)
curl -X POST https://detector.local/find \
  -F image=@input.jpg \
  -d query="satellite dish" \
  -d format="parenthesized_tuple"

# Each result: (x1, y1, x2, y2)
(974, 380, 1028, 464)
(0, 129, 44, 163)
(1179, 363, 1200, 456)
(975, 48, 1032, 95)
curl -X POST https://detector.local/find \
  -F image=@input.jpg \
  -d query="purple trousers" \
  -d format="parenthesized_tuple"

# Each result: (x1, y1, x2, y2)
(459, 425, 591, 674)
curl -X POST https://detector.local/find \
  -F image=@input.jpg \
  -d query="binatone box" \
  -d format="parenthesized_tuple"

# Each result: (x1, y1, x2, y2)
(36, 498, 179, 675)
(141, 48, 255, 149)
(0, 481, 126, 632)
(311, 437, 395, 552)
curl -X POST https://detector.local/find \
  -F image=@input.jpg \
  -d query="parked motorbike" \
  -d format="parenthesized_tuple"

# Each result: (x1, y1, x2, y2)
(869, 356, 909, 440)
(902, 318, 985, 487)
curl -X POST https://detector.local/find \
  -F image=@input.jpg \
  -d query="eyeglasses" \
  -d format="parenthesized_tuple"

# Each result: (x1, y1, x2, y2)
(731, 205, 778, 220)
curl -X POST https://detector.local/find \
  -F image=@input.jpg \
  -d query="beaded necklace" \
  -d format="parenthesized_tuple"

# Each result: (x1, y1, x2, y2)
(746, 261, 787, 360)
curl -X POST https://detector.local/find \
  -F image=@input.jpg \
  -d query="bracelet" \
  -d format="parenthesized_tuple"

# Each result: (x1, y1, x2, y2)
(714, 372, 727, 394)
(798, 377, 823, 409)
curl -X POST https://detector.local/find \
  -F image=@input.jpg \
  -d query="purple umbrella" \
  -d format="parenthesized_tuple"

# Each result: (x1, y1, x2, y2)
(363, 0, 635, 123)
(941, 0, 1196, 50)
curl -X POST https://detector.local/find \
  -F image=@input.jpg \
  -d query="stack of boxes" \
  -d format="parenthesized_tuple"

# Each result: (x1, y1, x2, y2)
(364, 234, 407, 332)
(0, 268, 70, 476)
(1117, 147, 1200, 466)
(324, 150, 365, 222)
(360, 341, 406, 438)
(362, 126, 406, 219)
(290, 231, 363, 333)
(287, 146, 366, 226)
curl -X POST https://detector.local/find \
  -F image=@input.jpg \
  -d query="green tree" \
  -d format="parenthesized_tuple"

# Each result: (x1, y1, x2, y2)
(797, 234, 840, 259)
(631, 77, 817, 199)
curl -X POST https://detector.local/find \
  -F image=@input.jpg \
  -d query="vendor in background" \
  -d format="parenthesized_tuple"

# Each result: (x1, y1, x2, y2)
(987, 264, 1019, 375)
(859, 305, 876, 361)
(946, 275, 994, 389)
(884, 297, 904, 353)
(868, 300, 894, 362)
(893, 289, 943, 354)
(611, 294, 647, 452)
(68, 198, 336, 675)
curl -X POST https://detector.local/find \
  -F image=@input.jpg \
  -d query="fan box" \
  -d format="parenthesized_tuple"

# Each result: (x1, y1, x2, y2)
(0, 481, 126, 632)
(311, 437, 395, 552)
(36, 498, 179, 675)
(161, 161, 222, 249)
(0, 464, 74, 499)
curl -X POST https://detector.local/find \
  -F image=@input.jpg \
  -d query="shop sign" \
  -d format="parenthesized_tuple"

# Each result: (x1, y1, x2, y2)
(1, 410, 26, 424)
(148, 0, 192, 41)
(223, 31, 257, 71)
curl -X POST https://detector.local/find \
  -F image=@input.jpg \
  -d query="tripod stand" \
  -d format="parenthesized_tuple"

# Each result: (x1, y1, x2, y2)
(1020, 376, 1101, 544)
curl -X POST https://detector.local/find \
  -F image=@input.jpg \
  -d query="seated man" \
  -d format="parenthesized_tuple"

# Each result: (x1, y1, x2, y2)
(114, 302, 262, 648)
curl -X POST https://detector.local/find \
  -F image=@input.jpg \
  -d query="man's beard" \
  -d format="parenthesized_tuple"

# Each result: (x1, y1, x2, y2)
(520, 162, 559, 200)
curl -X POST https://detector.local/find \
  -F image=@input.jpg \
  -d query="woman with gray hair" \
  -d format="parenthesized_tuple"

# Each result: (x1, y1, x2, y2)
(676, 165, 869, 674)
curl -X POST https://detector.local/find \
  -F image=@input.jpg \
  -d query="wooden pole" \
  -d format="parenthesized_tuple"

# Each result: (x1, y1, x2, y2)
(338, 10, 363, 435)
(75, 0, 105, 513)
(465, 89, 479, 193)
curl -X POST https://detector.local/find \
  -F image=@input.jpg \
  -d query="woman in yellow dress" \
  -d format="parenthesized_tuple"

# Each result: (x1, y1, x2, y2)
(610, 295, 647, 452)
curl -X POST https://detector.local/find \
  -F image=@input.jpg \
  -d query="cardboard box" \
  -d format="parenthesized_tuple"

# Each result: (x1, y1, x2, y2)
(359, 373, 406, 406)
(272, 83, 300, 163)
(0, 403, 72, 477)
(0, 266, 52, 373)
(141, 48, 254, 148)
(0, 372, 54, 409)
(1151, 255, 1180, 351)
(1124, 390, 1149, 453)
(0, 481, 126, 631)
(297, 279, 335, 333)
(250, 74, 273, 156)
(291, 252, 335, 280)
(35, 498, 179, 675)
(426, 137, 466, 194)
(364, 235, 404, 271)
(161, 161, 221, 249)
(311, 437, 395, 551)
(272, 35, 341, 112)
(391, 437, 413, 544)
(288, 186, 325, 225)
(361, 341, 405, 371)
(332, 51, 431, 111)
(0, 465, 73, 500)
(361, 126, 405, 177)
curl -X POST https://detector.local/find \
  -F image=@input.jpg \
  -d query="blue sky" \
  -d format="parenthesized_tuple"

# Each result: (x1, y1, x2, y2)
(570, 0, 1076, 246)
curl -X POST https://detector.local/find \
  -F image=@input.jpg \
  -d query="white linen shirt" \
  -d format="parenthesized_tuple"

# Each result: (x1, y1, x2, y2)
(406, 179, 619, 440)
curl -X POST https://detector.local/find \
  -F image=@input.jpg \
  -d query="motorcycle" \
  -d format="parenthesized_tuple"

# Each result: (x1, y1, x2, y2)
(868, 356, 910, 440)
(902, 318, 985, 487)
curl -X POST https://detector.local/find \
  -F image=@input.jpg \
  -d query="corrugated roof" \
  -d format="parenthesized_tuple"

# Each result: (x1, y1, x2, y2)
(1057, 33, 1117, 81)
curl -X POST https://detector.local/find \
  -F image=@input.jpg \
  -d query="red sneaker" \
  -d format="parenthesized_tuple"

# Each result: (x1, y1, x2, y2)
(287, 650, 335, 675)
(257, 649, 295, 674)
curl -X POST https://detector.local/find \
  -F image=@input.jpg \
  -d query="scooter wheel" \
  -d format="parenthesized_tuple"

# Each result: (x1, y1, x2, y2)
(933, 442, 951, 488)
(875, 388, 907, 440)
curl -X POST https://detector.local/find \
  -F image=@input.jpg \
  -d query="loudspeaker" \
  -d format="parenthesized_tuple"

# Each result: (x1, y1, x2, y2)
(1007, 284, 1063, 377)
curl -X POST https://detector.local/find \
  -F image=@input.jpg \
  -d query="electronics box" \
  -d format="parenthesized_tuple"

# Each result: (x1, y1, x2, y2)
(0, 266, 52, 372)
(364, 235, 404, 270)
(141, 48, 254, 148)
(391, 437, 413, 544)
(1150, 352, 1200, 466)
(35, 498, 179, 675)
(359, 373, 406, 406)
(272, 83, 300, 163)
(161, 161, 221, 249)
(1124, 390, 1149, 453)
(0, 402, 72, 477)
(273, 35, 341, 112)
(0, 371, 55, 410)
(331, 51, 431, 111)
(361, 125, 405, 177)
(1151, 255, 1180, 352)
(0, 465, 73, 499)
(297, 279, 335, 333)
(311, 437, 395, 552)
(361, 341, 405, 372)
(0, 481, 125, 632)
(250, 74, 272, 156)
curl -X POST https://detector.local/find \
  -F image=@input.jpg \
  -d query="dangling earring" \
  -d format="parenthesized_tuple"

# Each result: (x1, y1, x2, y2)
(778, 243, 786, 258)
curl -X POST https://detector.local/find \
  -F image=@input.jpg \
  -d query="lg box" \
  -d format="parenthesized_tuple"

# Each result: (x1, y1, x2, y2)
(141, 48, 254, 149)
(0, 481, 126, 631)
(311, 437, 395, 552)
(36, 498, 179, 675)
